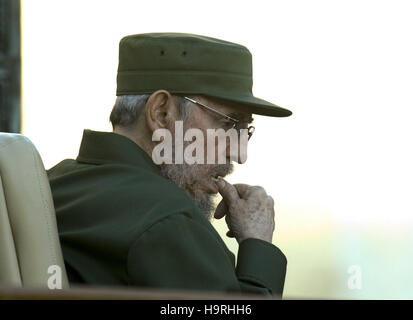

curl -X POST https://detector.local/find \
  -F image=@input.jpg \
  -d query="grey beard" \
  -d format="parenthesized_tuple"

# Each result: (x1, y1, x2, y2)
(159, 162, 217, 220)
(156, 135, 234, 220)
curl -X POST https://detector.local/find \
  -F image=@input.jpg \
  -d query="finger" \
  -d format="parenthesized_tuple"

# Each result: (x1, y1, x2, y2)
(225, 214, 231, 228)
(217, 179, 240, 204)
(226, 230, 235, 238)
(232, 184, 252, 198)
(251, 185, 267, 196)
(214, 199, 228, 219)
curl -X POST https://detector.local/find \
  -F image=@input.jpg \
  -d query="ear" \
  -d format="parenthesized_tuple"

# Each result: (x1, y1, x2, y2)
(145, 90, 179, 133)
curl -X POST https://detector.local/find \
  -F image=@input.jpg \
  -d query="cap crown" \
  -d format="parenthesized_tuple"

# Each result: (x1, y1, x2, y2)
(116, 33, 253, 96)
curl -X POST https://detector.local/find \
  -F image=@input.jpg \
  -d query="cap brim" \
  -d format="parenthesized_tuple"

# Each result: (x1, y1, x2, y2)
(203, 94, 293, 117)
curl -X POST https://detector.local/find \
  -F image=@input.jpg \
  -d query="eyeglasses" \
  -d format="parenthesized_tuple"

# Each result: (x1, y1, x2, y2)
(183, 96, 255, 140)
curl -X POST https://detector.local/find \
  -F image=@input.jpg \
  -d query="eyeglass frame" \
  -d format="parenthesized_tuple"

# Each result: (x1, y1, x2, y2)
(183, 96, 255, 140)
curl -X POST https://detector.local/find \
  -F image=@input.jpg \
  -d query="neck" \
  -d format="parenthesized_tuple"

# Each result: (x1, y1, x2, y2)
(113, 126, 153, 159)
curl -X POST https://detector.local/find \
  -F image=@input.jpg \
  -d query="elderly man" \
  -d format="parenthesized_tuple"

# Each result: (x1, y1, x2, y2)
(47, 33, 292, 296)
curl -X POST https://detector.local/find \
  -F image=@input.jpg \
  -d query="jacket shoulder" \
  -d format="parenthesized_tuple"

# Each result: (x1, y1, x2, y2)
(49, 159, 204, 234)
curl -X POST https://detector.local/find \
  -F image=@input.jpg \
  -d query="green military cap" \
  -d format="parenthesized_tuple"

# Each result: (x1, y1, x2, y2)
(116, 33, 292, 117)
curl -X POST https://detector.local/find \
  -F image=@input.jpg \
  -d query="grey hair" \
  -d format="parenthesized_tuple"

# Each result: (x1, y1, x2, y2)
(109, 94, 193, 128)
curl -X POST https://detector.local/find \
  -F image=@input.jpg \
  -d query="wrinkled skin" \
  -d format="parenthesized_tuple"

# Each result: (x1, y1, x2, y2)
(214, 180, 275, 244)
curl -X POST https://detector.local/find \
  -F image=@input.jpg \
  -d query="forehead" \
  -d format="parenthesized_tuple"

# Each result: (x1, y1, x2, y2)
(195, 95, 253, 121)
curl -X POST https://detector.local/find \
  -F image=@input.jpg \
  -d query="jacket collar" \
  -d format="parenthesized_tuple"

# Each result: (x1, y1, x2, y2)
(76, 130, 160, 175)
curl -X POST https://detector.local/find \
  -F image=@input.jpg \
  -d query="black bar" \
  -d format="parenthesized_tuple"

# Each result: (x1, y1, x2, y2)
(0, 300, 407, 318)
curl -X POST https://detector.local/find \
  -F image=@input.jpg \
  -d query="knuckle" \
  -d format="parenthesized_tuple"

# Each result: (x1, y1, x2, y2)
(252, 185, 266, 195)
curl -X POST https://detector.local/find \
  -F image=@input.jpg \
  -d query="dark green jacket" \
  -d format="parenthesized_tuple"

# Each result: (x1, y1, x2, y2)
(47, 130, 287, 296)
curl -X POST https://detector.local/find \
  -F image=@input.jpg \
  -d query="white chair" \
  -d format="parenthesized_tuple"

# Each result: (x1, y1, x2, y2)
(0, 133, 68, 288)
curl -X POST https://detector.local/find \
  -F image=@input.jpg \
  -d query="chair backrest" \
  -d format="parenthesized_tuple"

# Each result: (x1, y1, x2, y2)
(0, 133, 68, 288)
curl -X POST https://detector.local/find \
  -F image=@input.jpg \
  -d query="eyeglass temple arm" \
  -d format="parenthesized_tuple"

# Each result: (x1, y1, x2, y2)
(183, 96, 240, 123)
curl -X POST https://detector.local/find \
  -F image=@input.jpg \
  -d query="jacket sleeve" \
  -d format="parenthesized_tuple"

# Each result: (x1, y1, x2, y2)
(126, 213, 287, 296)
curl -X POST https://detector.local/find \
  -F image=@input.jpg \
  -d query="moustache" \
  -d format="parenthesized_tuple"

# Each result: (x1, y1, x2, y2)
(207, 163, 234, 179)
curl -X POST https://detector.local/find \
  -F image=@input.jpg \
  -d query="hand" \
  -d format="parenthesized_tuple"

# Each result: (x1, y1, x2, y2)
(214, 179, 275, 244)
